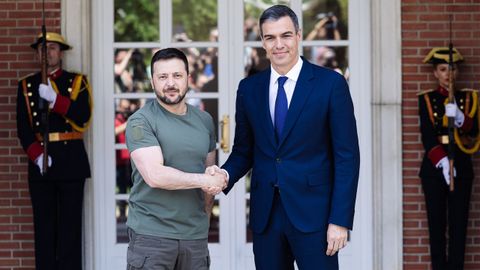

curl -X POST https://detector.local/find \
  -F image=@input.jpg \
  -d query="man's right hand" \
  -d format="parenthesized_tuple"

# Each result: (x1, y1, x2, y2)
(35, 153, 52, 175)
(203, 166, 228, 195)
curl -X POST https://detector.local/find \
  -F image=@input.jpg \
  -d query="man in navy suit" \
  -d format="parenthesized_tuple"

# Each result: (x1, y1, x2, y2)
(208, 5, 360, 270)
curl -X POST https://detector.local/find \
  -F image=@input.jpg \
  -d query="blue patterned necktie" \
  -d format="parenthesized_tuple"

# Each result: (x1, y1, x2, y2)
(274, 76, 288, 139)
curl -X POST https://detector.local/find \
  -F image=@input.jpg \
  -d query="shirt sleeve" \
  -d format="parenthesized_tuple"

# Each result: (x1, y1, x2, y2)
(125, 113, 159, 153)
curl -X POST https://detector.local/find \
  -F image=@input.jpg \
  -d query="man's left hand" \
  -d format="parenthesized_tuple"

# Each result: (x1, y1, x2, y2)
(326, 223, 348, 256)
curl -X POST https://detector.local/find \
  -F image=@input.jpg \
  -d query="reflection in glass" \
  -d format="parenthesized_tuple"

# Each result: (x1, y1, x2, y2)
(208, 199, 220, 243)
(115, 149, 132, 196)
(244, 47, 269, 78)
(114, 48, 154, 93)
(303, 46, 349, 80)
(246, 199, 253, 243)
(183, 48, 218, 92)
(245, 171, 252, 242)
(114, 98, 141, 136)
(114, 98, 137, 199)
(302, 0, 348, 40)
(186, 97, 219, 140)
(244, 0, 290, 41)
(172, 0, 218, 42)
(114, 0, 159, 42)
(116, 200, 129, 243)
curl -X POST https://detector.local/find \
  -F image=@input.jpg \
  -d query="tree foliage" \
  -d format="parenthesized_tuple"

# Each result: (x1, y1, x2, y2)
(114, 0, 219, 42)
(114, 0, 159, 42)
(172, 0, 218, 41)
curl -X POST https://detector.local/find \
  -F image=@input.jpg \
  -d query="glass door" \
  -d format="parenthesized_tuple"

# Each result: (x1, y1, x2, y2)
(108, 0, 236, 269)
(93, 0, 371, 269)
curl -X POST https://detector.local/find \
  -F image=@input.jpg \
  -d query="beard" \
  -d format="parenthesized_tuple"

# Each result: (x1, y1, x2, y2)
(155, 87, 187, 105)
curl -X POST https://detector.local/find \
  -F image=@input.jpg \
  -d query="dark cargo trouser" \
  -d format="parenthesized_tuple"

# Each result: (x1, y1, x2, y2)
(126, 228, 210, 270)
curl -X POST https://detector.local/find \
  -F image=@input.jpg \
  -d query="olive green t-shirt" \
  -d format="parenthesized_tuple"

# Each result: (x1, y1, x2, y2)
(125, 99, 216, 239)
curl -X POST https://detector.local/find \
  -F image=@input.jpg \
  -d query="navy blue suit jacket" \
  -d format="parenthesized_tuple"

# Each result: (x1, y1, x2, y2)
(222, 59, 360, 234)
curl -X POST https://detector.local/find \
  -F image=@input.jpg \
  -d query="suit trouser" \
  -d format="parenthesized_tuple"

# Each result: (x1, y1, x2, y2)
(28, 179, 85, 270)
(252, 189, 338, 270)
(421, 176, 472, 270)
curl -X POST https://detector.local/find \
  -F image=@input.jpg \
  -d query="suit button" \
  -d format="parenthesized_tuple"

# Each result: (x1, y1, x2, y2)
(275, 158, 281, 163)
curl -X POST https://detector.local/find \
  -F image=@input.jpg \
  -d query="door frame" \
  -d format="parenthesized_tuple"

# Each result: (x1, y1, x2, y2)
(61, 0, 403, 269)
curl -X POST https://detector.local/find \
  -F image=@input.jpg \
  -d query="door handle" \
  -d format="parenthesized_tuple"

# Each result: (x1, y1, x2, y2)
(220, 115, 230, 153)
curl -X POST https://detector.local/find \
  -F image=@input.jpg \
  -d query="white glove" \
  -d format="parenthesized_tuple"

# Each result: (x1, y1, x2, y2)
(38, 79, 57, 108)
(35, 154, 52, 175)
(445, 103, 465, 127)
(436, 156, 456, 186)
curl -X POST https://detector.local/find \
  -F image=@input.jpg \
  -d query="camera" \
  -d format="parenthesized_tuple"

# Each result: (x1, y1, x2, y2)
(314, 11, 337, 39)
(316, 12, 334, 20)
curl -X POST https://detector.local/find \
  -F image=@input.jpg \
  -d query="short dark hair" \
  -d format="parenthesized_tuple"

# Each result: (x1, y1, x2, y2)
(150, 48, 189, 77)
(259, 5, 299, 38)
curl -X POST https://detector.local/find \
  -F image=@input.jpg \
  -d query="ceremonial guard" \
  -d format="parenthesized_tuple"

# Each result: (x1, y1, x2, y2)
(418, 47, 480, 270)
(16, 32, 92, 270)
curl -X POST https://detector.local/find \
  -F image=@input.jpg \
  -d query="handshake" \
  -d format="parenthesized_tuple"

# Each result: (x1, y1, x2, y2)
(202, 165, 228, 195)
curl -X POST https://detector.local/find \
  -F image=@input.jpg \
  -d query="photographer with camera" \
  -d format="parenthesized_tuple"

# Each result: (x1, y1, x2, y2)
(306, 12, 341, 41)
(315, 46, 343, 75)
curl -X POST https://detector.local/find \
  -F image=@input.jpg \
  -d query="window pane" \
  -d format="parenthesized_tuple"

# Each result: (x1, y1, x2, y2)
(172, 0, 218, 42)
(115, 150, 132, 195)
(114, 48, 153, 93)
(114, 98, 139, 198)
(246, 199, 253, 243)
(302, 0, 348, 40)
(116, 199, 129, 243)
(244, 47, 269, 78)
(303, 46, 349, 80)
(208, 199, 220, 243)
(245, 171, 252, 242)
(244, 0, 290, 41)
(184, 48, 218, 93)
(186, 97, 219, 140)
(114, 0, 159, 42)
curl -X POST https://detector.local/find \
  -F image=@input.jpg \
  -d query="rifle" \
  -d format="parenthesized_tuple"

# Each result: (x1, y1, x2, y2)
(39, 0, 49, 174)
(447, 16, 455, 191)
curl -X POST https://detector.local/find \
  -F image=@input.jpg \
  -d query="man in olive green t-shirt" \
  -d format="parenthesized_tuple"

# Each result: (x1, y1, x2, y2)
(125, 48, 227, 270)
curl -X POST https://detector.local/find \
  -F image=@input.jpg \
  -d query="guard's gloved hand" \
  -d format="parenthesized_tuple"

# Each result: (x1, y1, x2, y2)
(35, 154, 52, 175)
(445, 103, 465, 127)
(38, 79, 57, 109)
(436, 156, 456, 186)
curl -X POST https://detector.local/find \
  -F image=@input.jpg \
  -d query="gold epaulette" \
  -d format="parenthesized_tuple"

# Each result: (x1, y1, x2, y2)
(417, 89, 435, 96)
(18, 73, 35, 82)
(459, 88, 479, 93)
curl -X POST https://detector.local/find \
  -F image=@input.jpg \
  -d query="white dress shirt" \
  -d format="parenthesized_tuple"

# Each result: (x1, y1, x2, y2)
(268, 57, 303, 124)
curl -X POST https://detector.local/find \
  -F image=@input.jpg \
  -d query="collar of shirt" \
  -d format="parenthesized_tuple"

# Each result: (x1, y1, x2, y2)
(269, 57, 303, 123)
(437, 86, 449, 97)
(48, 68, 63, 80)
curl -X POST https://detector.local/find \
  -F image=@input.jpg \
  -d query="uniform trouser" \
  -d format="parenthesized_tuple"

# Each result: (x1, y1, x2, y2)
(28, 179, 85, 270)
(126, 228, 210, 270)
(421, 176, 473, 270)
